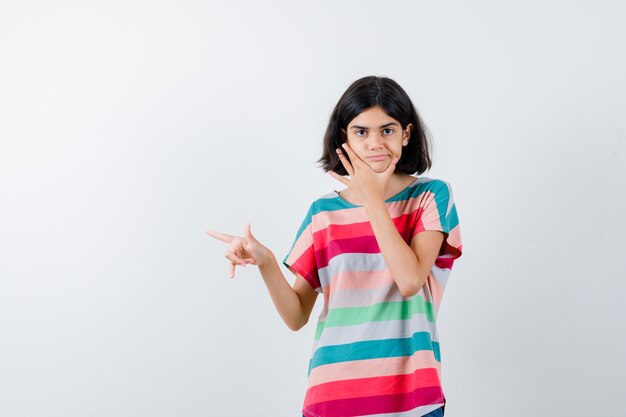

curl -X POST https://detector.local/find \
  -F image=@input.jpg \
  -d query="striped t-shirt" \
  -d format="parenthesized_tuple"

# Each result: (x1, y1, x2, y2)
(282, 176, 463, 417)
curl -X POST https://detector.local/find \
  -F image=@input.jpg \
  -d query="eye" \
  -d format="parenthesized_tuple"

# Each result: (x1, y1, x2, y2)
(383, 128, 394, 135)
(355, 129, 367, 137)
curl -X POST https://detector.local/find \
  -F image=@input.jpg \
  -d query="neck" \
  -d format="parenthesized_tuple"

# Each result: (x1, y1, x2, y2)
(385, 174, 415, 197)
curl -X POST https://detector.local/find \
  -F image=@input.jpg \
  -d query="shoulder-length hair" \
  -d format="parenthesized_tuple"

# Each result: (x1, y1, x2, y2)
(317, 75, 432, 176)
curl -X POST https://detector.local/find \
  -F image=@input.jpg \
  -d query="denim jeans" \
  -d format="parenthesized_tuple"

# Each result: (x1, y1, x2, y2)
(423, 403, 445, 417)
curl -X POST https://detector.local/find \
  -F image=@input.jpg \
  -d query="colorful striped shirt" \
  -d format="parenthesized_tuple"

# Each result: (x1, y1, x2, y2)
(282, 176, 463, 417)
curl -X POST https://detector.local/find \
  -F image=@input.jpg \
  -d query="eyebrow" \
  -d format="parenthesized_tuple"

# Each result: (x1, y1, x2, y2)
(350, 122, 399, 130)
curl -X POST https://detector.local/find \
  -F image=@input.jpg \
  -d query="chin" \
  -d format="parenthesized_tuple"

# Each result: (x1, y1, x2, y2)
(368, 161, 391, 172)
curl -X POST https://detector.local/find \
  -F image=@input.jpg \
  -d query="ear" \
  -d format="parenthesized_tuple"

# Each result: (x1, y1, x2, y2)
(403, 123, 413, 145)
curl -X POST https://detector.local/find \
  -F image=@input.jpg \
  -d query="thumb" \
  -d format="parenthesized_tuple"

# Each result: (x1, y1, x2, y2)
(386, 156, 399, 174)
(244, 223, 257, 242)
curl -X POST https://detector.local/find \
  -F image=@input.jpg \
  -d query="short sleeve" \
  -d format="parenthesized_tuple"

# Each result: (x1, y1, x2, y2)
(411, 180, 463, 262)
(282, 203, 322, 293)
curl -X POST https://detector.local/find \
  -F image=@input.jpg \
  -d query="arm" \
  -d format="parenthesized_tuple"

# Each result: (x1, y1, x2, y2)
(329, 143, 444, 298)
(364, 199, 444, 297)
(205, 224, 318, 330)
(258, 251, 319, 331)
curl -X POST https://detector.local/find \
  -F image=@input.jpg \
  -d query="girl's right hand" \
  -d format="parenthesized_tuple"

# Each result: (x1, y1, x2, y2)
(205, 223, 271, 279)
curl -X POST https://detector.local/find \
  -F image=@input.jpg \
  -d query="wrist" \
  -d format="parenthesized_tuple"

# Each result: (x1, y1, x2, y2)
(363, 197, 386, 211)
(258, 247, 275, 269)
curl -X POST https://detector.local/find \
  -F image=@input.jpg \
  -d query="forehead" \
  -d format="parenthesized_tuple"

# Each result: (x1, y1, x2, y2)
(348, 106, 399, 128)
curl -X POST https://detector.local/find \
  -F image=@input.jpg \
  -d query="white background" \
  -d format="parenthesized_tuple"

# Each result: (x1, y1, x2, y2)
(1, 1, 625, 416)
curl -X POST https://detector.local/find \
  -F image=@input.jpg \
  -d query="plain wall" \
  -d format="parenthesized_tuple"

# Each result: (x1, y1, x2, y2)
(1, 1, 625, 416)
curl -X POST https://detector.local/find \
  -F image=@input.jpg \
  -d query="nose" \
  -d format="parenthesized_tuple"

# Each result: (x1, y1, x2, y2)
(367, 132, 385, 148)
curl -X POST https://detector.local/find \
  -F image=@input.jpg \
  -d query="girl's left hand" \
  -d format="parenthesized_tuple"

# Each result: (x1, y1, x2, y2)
(328, 142, 399, 206)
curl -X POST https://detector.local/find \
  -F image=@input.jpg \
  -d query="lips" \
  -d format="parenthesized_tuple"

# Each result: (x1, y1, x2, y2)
(367, 155, 388, 161)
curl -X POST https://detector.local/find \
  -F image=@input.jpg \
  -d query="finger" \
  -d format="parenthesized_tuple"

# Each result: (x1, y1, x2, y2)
(230, 262, 235, 279)
(328, 170, 350, 187)
(229, 257, 248, 267)
(244, 223, 256, 242)
(340, 143, 363, 169)
(225, 250, 248, 267)
(206, 229, 235, 243)
(335, 148, 355, 177)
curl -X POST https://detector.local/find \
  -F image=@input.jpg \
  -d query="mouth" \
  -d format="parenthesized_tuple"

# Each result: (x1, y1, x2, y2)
(367, 155, 388, 161)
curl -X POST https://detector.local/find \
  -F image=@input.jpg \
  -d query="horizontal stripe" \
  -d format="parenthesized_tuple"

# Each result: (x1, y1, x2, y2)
(304, 386, 444, 417)
(307, 350, 441, 387)
(312, 309, 439, 348)
(315, 220, 372, 243)
(329, 284, 405, 309)
(323, 297, 435, 328)
(315, 210, 423, 249)
(319, 235, 385, 267)
(329, 267, 395, 291)
(318, 252, 388, 289)
(305, 367, 441, 404)
(326, 274, 440, 311)
(314, 196, 414, 226)
(308, 331, 441, 374)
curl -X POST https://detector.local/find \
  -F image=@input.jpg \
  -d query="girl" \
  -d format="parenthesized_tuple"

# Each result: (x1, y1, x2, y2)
(206, 75, 463, 417)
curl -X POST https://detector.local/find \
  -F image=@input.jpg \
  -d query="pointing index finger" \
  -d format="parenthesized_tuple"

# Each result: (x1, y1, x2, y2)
(206, 229, 235, 243)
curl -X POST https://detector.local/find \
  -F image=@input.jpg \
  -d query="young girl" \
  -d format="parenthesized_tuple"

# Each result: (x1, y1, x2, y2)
(206, 75, 463, 417)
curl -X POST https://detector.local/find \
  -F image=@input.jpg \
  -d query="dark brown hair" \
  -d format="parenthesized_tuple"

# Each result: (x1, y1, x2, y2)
(317, 75, 432, 176)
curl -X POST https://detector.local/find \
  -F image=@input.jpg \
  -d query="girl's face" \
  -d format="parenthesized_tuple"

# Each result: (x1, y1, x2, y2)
(341, 105, 412, 173)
